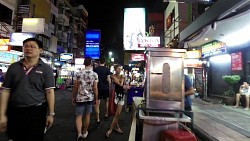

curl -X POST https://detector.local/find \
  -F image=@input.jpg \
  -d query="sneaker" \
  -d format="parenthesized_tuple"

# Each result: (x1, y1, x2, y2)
(96, 121, 100, 128)
(77, 136, 83, 141)
(83, 131, 88, 138)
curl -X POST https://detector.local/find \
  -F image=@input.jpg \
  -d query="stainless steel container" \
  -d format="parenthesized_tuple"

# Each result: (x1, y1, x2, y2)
(145, 48, 186, 110)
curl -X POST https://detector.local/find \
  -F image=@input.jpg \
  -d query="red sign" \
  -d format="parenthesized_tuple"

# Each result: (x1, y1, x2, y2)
(231, 52, 242, 71)
(131, 54, 145, 61)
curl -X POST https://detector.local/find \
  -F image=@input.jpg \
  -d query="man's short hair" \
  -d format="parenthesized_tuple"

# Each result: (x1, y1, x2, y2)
(23, 38, 43, 49)
(84, 57, 92, 66)
(100, 57, 106, 64)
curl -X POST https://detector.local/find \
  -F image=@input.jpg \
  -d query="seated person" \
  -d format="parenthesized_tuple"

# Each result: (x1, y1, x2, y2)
(234, 82, 250, 110)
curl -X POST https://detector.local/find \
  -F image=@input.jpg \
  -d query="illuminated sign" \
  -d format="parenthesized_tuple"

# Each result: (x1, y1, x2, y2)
(60, 53, 73, 61)
(138, 37, 160, 48)
(9, 33, 35, 46)
(0, 52, 19, 63)
(231, 52, 242, 71)
(185, 50, 201, 59)
(202, 41, 226, 58)
(131, 54, 145, 61)
(123, 8, 146, 50)
(75, 58, 85, 65)
(22, 18, 45, 34)
(0, 39, 10, 51)
(84, 30, 100, 59)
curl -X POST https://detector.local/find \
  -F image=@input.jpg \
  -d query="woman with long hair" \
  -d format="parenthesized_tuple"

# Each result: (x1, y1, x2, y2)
(106, 64, 125, 137)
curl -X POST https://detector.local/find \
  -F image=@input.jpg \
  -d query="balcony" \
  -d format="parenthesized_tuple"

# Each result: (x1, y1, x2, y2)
(57, 30, 68, 43)
(51, 2, 58, 17)
(58, 14, 69, 26)
(49, 23, 55, 34)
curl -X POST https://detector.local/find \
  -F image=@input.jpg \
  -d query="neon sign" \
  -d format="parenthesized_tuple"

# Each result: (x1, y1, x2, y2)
(202, 41, 226, 58)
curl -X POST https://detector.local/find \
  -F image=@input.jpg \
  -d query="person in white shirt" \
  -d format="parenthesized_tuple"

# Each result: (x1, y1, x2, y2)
(234, 82, 250, 110)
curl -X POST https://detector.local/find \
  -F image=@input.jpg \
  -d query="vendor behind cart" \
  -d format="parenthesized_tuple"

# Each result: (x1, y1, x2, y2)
(184, 74, 195, 111)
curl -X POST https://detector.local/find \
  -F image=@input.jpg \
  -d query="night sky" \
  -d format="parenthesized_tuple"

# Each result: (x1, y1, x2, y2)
(77, 0, 167, 65)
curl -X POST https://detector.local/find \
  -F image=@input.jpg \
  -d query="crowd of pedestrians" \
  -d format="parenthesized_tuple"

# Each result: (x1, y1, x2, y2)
(0, 37, 129, 141)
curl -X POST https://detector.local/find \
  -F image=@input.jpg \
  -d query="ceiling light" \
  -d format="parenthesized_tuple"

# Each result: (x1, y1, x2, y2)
(205, 38, 208, 41)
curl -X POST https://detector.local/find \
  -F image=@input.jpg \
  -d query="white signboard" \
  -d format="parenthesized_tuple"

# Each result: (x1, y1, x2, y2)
(75, 58, 85, 65)
(22, 18, 45, 34)
(123, 8, 145, 50)
(138, 37, 160, 48)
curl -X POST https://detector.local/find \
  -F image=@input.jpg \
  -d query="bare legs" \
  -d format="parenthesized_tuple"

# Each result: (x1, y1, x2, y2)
(245, 95, 249, 110)
(95, 99, 109, 122)
(234, 93, 241, 108)
(234, 94, 249, 110)
(105, 99, 109, 117)
(76, 113, 91, 136)
(106, 104, 123, 137)
(94, 100, 101, 122)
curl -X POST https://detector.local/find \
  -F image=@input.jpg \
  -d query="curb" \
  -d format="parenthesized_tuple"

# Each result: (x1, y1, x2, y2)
(193, 124, 218, 141)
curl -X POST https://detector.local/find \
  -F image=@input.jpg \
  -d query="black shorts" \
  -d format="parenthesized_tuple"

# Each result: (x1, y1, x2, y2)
(98, 89, 110, 100)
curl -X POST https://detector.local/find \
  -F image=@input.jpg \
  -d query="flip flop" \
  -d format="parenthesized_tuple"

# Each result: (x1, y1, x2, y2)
(114, 128, 124, 134)
(105, 130, 112, 138)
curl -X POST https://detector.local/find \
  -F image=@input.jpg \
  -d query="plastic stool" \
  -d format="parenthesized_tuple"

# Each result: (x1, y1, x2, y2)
(160, 130, 197, 141)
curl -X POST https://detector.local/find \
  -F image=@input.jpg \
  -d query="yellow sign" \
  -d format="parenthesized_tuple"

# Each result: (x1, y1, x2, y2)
(0, 39, 10, 51)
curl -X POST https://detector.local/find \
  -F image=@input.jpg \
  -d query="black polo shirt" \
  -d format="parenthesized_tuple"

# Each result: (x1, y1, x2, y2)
(2, 58, 55, 107)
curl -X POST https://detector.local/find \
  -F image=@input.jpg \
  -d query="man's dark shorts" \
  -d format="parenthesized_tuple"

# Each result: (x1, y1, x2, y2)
(98, 89, 109, 100)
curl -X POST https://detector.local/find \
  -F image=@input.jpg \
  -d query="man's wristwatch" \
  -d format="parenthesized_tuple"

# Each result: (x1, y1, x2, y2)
(48, 113, 55, 116)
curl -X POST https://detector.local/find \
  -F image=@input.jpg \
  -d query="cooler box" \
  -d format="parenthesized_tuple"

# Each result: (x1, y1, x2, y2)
(127, 87, 144, 105)
(160, 130, 197, 141)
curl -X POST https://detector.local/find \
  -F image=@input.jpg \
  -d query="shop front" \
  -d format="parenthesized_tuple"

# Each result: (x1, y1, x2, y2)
(184, 50, 202, 94)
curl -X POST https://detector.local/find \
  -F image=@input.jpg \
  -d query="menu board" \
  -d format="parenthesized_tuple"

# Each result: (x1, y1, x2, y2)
(231, 52, 242, 71)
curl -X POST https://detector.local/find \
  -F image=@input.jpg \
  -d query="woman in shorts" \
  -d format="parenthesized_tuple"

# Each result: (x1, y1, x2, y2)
(106, 64, 125, 137)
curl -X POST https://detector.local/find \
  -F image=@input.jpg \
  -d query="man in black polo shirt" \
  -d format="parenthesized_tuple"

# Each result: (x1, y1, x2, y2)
(94, 57, 112, 127)
(0, 38, 55, 141)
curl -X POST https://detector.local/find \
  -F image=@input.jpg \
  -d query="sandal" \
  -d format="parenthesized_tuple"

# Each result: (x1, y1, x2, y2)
(114, 128, 124, 134)
(105, 130, 112, 138)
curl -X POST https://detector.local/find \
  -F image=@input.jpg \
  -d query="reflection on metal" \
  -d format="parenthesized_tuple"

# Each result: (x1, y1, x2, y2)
(145, 48, 186, 110)
(162, 63, 170, 94)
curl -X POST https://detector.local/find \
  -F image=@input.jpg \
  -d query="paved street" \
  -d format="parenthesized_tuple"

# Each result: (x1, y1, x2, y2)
(0, 89, 132, 141)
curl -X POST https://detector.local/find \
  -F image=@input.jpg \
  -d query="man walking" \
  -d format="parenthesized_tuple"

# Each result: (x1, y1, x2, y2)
(94, 57, 112, 127)
(72, 57, 98, 140)
(0, 38, 55, 141)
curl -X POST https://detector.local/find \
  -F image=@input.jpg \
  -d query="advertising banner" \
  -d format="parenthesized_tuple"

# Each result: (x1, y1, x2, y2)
(130, 54, 145, 61)
(84, 30, 100, 59)
(60, 53, 73, 62)
(138, 37, 160, 48)
(231, 52, 242, 71)
(0, 39, 10, 51)
(22, 18, 45, 34)
(202, 41, 226, 58)
(123, 8, 145, 50)
(9, 33, 35, 46)
(0, 52, 19, 64)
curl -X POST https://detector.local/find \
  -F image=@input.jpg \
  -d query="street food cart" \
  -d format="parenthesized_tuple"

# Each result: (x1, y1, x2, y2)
(132, 48, 197, 141)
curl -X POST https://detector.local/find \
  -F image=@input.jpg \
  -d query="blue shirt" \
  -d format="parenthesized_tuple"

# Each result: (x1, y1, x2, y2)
(184, 75, 193, 108)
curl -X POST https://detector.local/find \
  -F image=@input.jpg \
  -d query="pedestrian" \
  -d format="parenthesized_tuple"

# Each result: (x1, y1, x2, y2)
(72, 57, 98, 140)
(0, 38, 55, 141)
(106, 64, 125, 138)
(93, 57, 112, 127)
(184, 74, 195, 129)
(184, 74, 195, 111)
